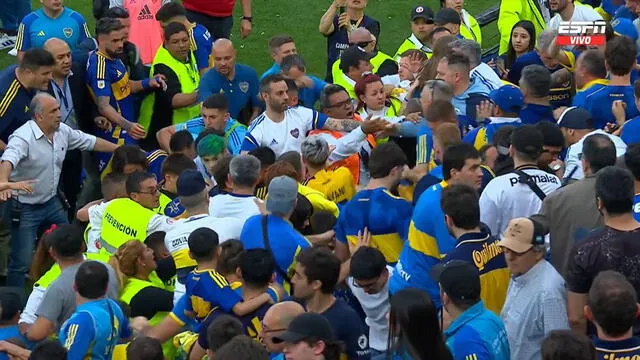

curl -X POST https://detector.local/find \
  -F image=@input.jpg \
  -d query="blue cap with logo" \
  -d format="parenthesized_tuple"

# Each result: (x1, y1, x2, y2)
(489, 85, 524, 114)
(177, 169, 206, 197)
(612, 17, 639, 41)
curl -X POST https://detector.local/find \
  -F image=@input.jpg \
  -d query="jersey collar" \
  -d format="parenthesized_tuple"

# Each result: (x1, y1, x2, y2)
(577, 78, 608, 92)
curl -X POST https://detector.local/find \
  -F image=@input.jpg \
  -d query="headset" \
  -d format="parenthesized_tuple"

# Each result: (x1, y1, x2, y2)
(531, 219, 546, 246)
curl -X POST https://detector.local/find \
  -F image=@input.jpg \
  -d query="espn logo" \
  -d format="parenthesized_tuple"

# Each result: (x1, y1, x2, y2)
(557, 21, 607, 46)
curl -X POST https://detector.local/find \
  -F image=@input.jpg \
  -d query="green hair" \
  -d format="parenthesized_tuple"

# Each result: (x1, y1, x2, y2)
(197, 134, 226, 157)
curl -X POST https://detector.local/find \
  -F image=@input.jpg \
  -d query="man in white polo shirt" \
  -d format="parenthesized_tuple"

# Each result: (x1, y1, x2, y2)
(164, 169, 242, 304)
(240, 73, 386, 157)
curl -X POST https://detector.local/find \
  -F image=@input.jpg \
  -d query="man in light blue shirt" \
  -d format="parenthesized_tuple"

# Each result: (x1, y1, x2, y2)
(281, 54, 328, 109)
(261, 35, 297, 80)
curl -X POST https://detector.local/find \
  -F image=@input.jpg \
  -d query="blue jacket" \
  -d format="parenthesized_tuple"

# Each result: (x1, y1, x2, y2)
(452, 78, 491, 130)
(444, 301, 510, 360)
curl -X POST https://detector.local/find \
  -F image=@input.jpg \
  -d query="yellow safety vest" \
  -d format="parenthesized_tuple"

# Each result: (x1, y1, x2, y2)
(34, 252, 110, 289)
(460, 9, 483, 46)
(138, 46, 201, 130)
(100, 198, 155, 254)
(332, 72, 357, 100)
(120, 272, 175, 359)
(498, 0, 546, 55)
(394, 35, 434, 60)
(154, 192, 172, 215)
(331, 50, 396, 86)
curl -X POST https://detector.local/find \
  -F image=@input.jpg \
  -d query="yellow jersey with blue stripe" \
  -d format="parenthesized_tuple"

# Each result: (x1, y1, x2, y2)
(416, 125, 437, 171)
(336, 188, 412, 264)
(302, 167, 356, 205)
(389, 181, 456, 308)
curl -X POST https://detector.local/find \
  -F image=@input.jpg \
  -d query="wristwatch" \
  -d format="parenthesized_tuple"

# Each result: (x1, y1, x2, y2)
(242, 16, 253, 22)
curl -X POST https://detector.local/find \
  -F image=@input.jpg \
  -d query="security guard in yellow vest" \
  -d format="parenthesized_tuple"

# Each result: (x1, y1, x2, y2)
(89, 171, 174, 256)
(139, 22, 201, 148)
(333, 46, 374, 100)
(394, 5, 436, 60)
(331, 28, 398, 83)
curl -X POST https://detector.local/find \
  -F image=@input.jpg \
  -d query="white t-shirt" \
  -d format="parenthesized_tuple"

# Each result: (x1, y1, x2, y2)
(208, 193, 262, 225)
(564, 129, 627, 182)
(346, 266, 392, 352)
(244, 106, 328, 157)
(164, 213, 243, 269)
(480, 168, 561, 236)
(548, 3, 603, 30)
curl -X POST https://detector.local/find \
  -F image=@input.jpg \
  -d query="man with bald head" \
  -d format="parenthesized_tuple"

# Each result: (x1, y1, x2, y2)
(260, 301, 305, 358)
(199, 38, 261, 125)
(44, 38, 97, 220)
(330, 28, 397, 82)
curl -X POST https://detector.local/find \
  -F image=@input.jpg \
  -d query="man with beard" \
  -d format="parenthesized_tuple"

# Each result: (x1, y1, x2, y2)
(334, 142, 412, 265)
(241, 74, 388, 158)
(548, 0, 602, 30)
(199, 39, 261, 125)
(86, 17, 165, 173)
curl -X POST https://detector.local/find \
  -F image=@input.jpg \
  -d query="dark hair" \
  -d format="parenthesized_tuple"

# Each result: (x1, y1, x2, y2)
(350, 247, 386, 280)
(260, 74, 286, 94)
(155, 2, 186, 22)
(400, 49, 427, 61)
(291, 194, 314, 234)
(541, 330, 595, 360)
(241, 249, 276, 288)
(431, 26, 452, 38)
(96, 17, 125, 37)
(212, 155, 233, 191)
(269, 35, 294, 52)
(0, 289, 23, 323)
(278, 151, 303, 178)
(170, 130, 195, 153)
(284, 78, 298, 94)
(310, 211, 337, 234)
(112, 145, 147, 174)
(588, 270, 638, 337)
(579, 49, 607, 79)
(605, 36, 637, 76)
(248, 147, 276, 169)
(388, 289, 452, 360)
(441, 183, 480, 229)
(442, 52, 470, 73)
(521, 64, 551, 98)
(75, 261, 109, 299)
(126, 337, 164, 360)
(582, 134, 616, 174)
(319, 84, 349, 112)
(125, 171, 155, 195)
(161, 153, 196, 178)
(281, 54, 306, 73)
(296, 247, 341, 294)
(625, 143, 640, 181)
(535, 121, 564, 148)
(48, 224, 85, 258)
(103, 6, 129, 19)
(203, 93, 229, 111)
(207, 315, 245, 351)
(188, 228, 220, 262)
(368, 142, 408, 179)
(144, 231, 167, 258)
(29, 340, 67, 360)
(102, 172, 127, 199)
(426, 100, 456, 124)
(506, 20, 536, 69)
(217, 240, 244, 276)
(442, 143, 481, 181)
(635, 79, 640, 99)
(19, 48, 55, 71)
(164, 21, 188, 40)
(215, 335, 269, 360)
(595, 166, 634, 216)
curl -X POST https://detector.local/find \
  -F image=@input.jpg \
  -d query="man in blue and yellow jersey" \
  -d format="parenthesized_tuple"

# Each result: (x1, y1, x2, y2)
(0, 48, 54, 148)
(155, 2, 214, 75)
(464, 85, 523, 150)
(335, 143, 412, 265)
(59, 261, 131, 360)
(15, 0, 91, 57)
(498, 0, 549, 55)
(571, 49, 608, 108)
(440, 183, 509, 315)
(390, 143, 483, 308)
(394, 5, 436, 60)
(87, 18, 165, 173)
(156, 153, 196, 218)
(107, 144, 167, 181)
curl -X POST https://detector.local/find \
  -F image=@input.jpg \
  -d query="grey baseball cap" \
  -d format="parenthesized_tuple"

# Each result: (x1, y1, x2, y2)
(266, 176, 298, 215)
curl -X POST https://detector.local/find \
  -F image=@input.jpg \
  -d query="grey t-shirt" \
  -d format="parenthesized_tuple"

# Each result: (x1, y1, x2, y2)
(36, 261, 120, 330)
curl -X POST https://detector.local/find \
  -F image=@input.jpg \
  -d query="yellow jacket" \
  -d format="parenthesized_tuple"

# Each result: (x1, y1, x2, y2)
(460, 9, 483, 46)
(498, 0, 546, 54)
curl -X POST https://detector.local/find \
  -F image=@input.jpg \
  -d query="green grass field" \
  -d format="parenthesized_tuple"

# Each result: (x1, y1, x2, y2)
(0, 0, 499, 78)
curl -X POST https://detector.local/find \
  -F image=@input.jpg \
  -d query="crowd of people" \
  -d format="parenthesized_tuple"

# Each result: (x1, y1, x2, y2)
(3, 0, 640, 359)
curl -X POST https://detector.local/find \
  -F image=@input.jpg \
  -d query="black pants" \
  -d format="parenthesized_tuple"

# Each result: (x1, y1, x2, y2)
(186, 10, 233, 39)
(60, 149, 82, 221)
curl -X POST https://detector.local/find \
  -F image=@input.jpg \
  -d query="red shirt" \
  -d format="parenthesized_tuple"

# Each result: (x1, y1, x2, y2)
(183, 0, 234, 17)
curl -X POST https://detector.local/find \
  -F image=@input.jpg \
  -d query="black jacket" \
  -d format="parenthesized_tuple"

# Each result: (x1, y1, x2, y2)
(46, 61, 97, 133)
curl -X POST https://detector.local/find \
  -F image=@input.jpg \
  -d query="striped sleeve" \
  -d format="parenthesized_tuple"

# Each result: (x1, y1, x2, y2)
(228, 126, 246, 155)
(203, 271, 242, 314)
(71, 11, 92, 44)
(0, 80, 21, 118)
(87, 53, 111, 97)
(15, 15, 35, 51)
(60, 312, 95, 358)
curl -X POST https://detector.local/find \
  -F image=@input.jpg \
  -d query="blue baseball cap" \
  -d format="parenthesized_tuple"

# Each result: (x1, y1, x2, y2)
(557, 107, 593, 129)
(612, 17, 639, 41)
(177, 169, 206, 197)
(489, 85, 524, 114)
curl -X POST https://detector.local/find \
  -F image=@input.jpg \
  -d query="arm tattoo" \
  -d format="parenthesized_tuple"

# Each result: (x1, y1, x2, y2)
(323, 118, 361, 132)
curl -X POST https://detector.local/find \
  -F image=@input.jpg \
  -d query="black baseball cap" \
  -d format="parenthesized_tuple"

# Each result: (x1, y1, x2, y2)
(177, 169, 206, 197)
(434, 8, 461, 26)
(340, 46, 373, 70)
(411, 5, 434, 22)
(430, 260, 480, 302)
(511, 124, 544, 157)
(557, 107, 594, 130)
(272, 313, 335, 344)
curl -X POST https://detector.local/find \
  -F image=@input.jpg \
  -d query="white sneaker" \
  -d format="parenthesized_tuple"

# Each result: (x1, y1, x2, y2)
(0, 34, 14, 50)
(8, 47, 17, 56)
